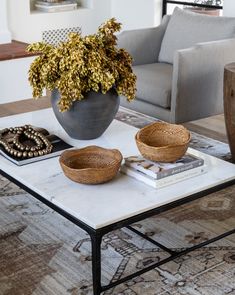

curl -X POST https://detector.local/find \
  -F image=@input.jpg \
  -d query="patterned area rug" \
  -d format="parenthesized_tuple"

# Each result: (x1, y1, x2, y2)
(0, 107, 235, 295)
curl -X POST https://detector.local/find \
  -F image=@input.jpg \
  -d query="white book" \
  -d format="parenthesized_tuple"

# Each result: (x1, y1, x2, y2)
(36, 1, 77, 6)
(121, 165, 208, 189)
(35, 3, 77, 12)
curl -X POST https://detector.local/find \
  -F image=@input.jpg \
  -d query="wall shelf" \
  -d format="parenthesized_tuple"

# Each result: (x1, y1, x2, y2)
(7, 0, 97, 43)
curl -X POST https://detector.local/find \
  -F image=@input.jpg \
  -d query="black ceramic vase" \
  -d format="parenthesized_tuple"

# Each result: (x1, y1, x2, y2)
(51, 89, 120, 140)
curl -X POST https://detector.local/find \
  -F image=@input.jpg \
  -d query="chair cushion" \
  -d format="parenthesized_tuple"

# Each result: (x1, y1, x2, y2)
(133, 63, 173, 109)
(159, 7, 235, 64)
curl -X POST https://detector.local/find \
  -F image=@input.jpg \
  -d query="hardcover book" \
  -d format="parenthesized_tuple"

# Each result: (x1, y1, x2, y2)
(36, 1, 77, 6)
(35, 1, 77, 12)
(0, 129, 73, 166)
(121, 164, 208, 189)
(124, 154, 204, 180)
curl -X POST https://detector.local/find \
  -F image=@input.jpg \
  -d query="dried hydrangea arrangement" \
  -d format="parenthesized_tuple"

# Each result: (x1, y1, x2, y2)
(27, 18, 136, 112)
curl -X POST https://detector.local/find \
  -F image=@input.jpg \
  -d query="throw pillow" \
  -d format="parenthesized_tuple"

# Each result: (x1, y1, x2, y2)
(158, 7, 235, 64)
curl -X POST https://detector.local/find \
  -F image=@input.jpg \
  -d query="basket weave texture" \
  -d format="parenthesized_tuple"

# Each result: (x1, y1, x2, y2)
(135, 122, 191, 162)
(59, 146, 123, 184)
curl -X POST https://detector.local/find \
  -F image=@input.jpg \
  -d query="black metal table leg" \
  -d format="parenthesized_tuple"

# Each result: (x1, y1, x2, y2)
(1, 170, 235, 295)
(91, 234, 102, 295)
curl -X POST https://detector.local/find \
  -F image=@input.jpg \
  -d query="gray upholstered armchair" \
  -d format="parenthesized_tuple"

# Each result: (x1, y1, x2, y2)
(118, 8, 235, 123)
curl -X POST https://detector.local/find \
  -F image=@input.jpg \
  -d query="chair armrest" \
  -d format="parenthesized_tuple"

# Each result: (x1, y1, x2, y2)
(117, 15, 170, 66)
(171, 38, 235, 123)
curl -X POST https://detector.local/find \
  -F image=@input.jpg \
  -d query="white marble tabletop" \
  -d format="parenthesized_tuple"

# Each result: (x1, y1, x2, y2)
(1, 108, 235, 229)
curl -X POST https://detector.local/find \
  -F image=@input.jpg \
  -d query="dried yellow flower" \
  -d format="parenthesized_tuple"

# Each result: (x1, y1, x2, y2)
(27, 18, 136, 112)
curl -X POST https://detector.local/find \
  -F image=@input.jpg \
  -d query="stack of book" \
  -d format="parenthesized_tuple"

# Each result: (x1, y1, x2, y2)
(35, 1, 78, 13)
(121, 154, 207, 188)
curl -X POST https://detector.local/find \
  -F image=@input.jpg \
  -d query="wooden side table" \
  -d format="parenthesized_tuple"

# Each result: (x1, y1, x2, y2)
(224, 63, 235, 160)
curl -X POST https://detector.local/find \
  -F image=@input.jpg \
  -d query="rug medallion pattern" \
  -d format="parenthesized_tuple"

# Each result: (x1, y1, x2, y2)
(0, 108, 234, 295)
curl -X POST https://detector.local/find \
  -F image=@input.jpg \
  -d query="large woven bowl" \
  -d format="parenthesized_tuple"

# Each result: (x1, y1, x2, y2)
(135, 122, 191, 162)
(59, 146, 123, 184)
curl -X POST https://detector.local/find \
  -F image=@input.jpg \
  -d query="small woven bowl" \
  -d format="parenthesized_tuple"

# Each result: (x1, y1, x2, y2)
(59, 146, 123, 184)
(135, 122, 191, 162)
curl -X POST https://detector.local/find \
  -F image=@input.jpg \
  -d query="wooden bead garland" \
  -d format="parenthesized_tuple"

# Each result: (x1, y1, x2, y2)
(0, 125, 53, 159)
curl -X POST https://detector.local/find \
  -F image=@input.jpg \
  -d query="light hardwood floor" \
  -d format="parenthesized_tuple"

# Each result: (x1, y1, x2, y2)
(183, 114, 227, 143)
(0, 97, 51, 117)
(0, 98, 228, 143)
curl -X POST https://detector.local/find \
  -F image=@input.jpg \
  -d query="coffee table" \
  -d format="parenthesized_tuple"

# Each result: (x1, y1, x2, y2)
(0, 108, 235, 295)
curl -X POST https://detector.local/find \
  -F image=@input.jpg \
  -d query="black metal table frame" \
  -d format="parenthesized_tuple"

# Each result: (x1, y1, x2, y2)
(1, 169, 235, 295)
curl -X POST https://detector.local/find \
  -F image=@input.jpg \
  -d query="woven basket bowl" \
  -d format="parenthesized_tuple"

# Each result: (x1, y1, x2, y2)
(59, 146, 123, 184)
(135, 122, 191, 162)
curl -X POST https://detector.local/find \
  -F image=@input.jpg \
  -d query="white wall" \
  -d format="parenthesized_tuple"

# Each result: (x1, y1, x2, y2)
(0, 0, 11, 44)
(223, 0, 235, 16)
(92, 0, 112, 31)
(111, 0, 162, 31)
